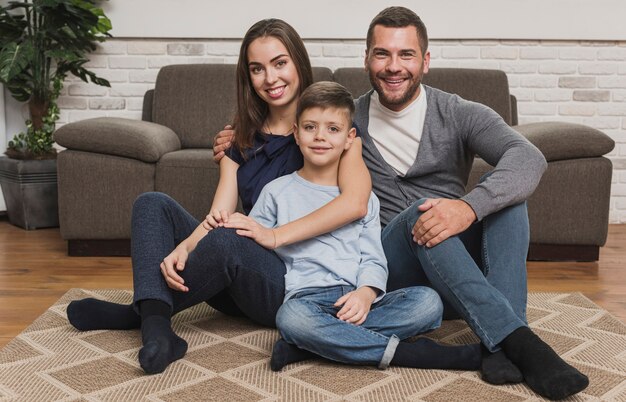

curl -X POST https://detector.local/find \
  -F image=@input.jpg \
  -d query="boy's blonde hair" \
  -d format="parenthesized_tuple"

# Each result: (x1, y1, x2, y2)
(296, 81, 355, 123)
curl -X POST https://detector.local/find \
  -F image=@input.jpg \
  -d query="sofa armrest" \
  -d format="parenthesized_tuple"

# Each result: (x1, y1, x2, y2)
(514, 122, 614, 162)
(54, 117, 181, 163)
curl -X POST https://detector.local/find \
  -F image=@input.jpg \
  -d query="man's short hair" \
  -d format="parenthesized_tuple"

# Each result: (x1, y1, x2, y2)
(366, 6, 428, 55)
(296, 81, 355, 122)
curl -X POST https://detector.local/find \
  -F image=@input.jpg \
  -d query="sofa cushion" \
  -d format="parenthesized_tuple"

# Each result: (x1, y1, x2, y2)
(57, 150, 155, 239)
(54, 117, 181, 163)
(515, 122, 615, 162)
(312, 66, 333, 82)
(155, 149, 219, 220)
(153, 64, 237, 149)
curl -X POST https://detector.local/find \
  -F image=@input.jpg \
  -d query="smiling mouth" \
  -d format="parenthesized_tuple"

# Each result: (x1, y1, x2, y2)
(266, 86, 286, 98)
(310, 146, 331, 152)
(382, 77, 407, 87)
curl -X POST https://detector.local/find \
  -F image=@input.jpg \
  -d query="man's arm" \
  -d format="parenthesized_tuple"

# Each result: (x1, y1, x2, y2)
(460, 103, 547, 220)
(216, 137, 372, 248)
(271, 138, 371, 247)
(414, 102, 546, 247)
(213, 125, 234, 164)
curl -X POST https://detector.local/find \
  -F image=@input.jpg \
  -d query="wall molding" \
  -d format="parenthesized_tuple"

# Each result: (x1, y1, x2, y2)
(102, 1, 626, 41)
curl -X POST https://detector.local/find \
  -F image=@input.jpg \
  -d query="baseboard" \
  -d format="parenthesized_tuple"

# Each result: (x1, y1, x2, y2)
(67, 239, 600, 262)
(528, 243, 599, 262)
(68, 239, 131, 257)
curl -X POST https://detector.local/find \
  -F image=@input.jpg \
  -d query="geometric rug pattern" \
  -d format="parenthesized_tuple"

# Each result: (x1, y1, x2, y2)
(1, 289, 625, 401)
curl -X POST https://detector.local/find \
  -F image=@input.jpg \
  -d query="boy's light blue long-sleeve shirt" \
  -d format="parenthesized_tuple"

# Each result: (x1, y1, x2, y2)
(249, 172, 388, 302)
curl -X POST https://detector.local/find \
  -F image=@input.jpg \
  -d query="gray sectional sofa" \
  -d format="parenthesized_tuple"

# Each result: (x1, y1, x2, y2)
(54, 64, 615, 260)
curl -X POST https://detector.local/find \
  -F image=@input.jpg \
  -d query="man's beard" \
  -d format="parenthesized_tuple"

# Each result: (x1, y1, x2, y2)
(368, 69, 423, 110)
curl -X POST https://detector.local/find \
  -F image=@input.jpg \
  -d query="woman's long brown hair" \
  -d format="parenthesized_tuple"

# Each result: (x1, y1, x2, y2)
(232, 19, 313, 154)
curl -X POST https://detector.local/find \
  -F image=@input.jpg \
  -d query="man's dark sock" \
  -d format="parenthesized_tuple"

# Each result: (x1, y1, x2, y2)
(138, 300, 187, 374)
(480, 345, 523, 385)
(501, 326, 588, 400)
(67, 299, 140, 331)
(390, 338, 481, 370)
(270, 338, 315, 371)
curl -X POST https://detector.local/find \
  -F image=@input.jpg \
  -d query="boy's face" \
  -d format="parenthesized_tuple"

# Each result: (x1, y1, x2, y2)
(294, 107, 356, 168)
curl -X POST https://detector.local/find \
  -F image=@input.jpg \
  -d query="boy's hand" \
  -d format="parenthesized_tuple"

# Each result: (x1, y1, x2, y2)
(213, 125, 235, 164)
(202, 209, 230, 231)
(334, 286, 378, 325)
(160, 246, 189, 292)
(412, 198, 476, 247)
(224, 213, 277, 249)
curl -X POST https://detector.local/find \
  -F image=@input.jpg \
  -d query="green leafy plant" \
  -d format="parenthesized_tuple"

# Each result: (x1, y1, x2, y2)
(0, 0, 112, 159)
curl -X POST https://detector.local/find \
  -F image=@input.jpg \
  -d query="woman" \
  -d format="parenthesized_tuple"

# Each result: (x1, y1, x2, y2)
(67, 18, 371, 374)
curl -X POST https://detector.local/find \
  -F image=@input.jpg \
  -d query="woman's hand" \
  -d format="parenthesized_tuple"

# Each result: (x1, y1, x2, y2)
(202, 209, 230, 231)
(334, 286, 378, 325)
(160, 246, 190, 292)
(224, 213, 277, 249)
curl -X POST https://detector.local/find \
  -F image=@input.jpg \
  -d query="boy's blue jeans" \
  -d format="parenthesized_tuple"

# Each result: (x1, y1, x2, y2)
(130, 192, 287, 327)
(276, 285, 443, 369)
(381, 198, 529, 352)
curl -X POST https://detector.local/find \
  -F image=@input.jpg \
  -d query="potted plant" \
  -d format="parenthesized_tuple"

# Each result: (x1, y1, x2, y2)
(0, 0, 112, 229)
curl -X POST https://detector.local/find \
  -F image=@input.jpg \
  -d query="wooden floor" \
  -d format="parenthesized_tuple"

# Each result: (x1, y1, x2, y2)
(0, 221, 624, 348)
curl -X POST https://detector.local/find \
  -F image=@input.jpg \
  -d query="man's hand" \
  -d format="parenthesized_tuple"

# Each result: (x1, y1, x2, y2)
(202, 209, 230, 231)
(334, 286, 378, 325)
(224, 213, 277, 249)
(213, 125, 235, 164)
(412, 198, 476, 247)
(160, 246, 190, 292)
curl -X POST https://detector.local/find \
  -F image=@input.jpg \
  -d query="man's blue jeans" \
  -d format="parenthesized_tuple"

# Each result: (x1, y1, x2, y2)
(276, 285, 443, 369)
(130, 192, 286, 327)
(381, 198, 529, 351)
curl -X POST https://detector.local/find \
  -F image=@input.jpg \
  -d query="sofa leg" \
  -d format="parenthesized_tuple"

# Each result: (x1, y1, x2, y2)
(68, 239, 131, 257)
(527, 244, 599, 262)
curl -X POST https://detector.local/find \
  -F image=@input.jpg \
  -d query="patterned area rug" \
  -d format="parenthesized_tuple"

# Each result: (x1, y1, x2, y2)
(1, 289, 625, 401)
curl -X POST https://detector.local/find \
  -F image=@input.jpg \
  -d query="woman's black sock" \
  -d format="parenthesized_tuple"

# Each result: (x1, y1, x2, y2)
(270, 338, 315, 371)
(67, 299, 140, 330)
(501, 326, 588, 400)
(480, 345, 523, 384)
(390, 338, 481, 370)
(137, 300, 187, 374)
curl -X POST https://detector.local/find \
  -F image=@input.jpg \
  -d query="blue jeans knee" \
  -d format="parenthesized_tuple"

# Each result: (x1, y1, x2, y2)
(394, 286, 443, 334)
(276, 299, 319, 344)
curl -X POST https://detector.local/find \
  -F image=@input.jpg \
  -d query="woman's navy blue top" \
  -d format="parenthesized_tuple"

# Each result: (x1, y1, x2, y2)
(227, 132, 303, 214)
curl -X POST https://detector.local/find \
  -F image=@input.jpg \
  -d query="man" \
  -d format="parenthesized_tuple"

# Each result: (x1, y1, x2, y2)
(214, 7, 588, 399)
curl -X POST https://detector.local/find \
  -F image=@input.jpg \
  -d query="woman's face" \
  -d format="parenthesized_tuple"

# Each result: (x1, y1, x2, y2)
(247, 36, 300, 111)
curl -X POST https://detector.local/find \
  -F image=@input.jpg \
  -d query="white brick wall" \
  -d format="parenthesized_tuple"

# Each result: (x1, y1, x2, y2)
(56, 38, 626, 223)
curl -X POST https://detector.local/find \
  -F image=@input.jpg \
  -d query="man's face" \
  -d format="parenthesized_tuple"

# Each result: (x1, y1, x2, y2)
(365, 25, 430, 112)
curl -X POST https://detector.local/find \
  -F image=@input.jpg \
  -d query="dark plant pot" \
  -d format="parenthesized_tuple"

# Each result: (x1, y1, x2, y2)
(0, 156, 59, 229)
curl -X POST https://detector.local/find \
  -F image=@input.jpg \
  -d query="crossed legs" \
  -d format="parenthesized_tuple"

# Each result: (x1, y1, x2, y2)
(273, 286, 481, 371)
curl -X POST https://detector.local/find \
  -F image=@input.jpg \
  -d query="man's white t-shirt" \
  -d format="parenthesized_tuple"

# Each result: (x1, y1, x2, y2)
(368, 84, 427, 176)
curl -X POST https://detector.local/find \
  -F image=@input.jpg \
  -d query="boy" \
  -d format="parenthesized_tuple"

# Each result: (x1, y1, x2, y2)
(228, 82, 481, 371)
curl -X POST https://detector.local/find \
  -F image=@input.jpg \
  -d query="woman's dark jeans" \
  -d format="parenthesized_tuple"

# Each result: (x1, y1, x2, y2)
(131, 192, 286, 327)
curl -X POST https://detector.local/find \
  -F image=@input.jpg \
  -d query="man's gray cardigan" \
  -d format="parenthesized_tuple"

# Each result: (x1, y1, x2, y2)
(354, 86, 547, 226)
